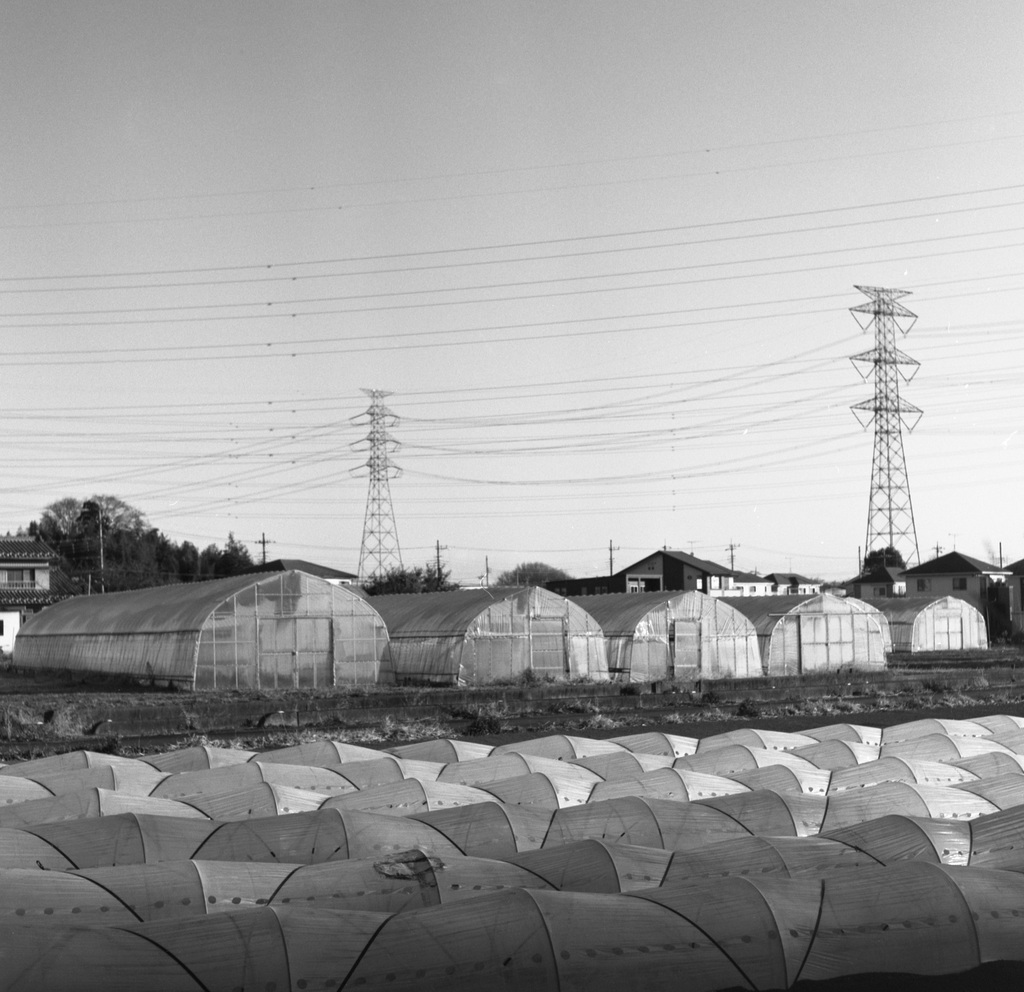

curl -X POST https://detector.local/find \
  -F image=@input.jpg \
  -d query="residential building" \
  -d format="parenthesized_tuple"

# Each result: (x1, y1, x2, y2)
(846, 564, 907, 599)
(724, 571, 774, 597)
(901, 551, 1013, 638)
(0, 537, 71, 655)
(1009, 557, 1024, 633)
(764, 572, 822, 596)
(546, 548, 735, 597)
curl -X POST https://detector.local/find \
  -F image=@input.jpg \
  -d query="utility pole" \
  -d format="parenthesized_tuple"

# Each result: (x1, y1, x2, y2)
(726, 540, 740, 571)
(933, 542, 943, 559)
(435, 540, 447, 580)
(97, 510, 105, 593)
(850, 285, 922, 568)
(258, 532, 270, 566)
(608, 540, 619, 576)
(352, 389, 403, 583)
(485, 556, 490, 587)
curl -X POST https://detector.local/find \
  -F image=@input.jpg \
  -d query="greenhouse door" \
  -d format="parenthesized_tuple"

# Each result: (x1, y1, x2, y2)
(258, 617, 333, 689)
(933, 610, 963, 650)
(671, 619, 700, 679)
(799, 614, 855, 672)
(529, 612, 568, 680)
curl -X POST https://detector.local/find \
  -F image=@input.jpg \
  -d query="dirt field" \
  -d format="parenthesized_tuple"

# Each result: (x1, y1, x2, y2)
(4, 659, 1024, 762)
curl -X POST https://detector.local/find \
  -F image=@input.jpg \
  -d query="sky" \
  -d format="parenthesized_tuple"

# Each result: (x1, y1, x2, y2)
(2, 1, 1023, 585)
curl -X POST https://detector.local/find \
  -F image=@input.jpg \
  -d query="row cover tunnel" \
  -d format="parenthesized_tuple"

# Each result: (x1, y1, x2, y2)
(13, 573, 988, 689)
(1, 716, 1024, 989)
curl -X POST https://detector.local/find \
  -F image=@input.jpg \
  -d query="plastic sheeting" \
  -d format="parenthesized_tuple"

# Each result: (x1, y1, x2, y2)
(14, 571, 390, 688)
(370, 586, 608, 684)
(5, 717, 1024, 989)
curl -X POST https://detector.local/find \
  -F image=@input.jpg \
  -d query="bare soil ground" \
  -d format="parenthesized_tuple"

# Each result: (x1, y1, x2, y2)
(4, 659, 1024, 761)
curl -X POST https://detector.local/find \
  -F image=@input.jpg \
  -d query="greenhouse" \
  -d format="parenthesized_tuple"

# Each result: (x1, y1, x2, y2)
(569, 590, 761, 681)
(370, 586, 607, 685)
(866, 594, 989, 652)
(727, 593, 889, 675)
(13, 570, 390, 689)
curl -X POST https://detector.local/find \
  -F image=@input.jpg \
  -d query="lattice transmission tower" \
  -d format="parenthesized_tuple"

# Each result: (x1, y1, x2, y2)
(849, 285, 922, 568)
(352, 388, 403, 582)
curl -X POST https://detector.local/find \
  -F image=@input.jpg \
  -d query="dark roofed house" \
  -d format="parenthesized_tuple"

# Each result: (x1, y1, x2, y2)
(546, 548, 735, 597)
(764, 572, 822, 596)
(846, 564, 906, 599)
(0, 537, 73, 656)
(1008, 557, 1024, 635)
(252, 558, 356, 585)
(901, 551, 1013, 638)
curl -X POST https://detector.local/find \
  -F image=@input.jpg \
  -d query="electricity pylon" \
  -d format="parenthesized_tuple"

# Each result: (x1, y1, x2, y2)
(849, 285, 922, 568)
(352, 389, 403, 582)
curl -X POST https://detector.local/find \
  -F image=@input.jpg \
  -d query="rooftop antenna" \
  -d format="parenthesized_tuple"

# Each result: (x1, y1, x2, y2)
(351, 389, 403, 583)
(850, 285, 922, 569)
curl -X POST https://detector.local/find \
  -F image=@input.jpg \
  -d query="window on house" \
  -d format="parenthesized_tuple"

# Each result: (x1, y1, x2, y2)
(953, 577, 968, 590)
(917, 579, 929, 592)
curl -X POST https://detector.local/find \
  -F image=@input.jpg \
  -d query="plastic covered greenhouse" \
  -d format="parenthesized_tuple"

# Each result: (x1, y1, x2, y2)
(14, 570, 390, 689)
(867, 595, 988, 652)
(369, 586, 607, 685)
(570, 590, 761, 681)
(727, 593, 888, 675)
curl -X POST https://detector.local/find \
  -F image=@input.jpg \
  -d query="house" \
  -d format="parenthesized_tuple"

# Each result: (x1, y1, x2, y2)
(0, 537, 72, 655)
(1009, 558, 1024, 633)
(901, 551, 1013, 638)
(764, 572, 822, 595)
(901, 551, 1010, 600)
(251, 558, 356, 585)
(545, 548, 735, 598)
(723, 570, 774, 597)
(846, 564, 907, 599)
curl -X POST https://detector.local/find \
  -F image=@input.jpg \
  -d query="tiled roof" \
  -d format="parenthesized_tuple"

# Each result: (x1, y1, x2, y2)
(0, 587, 66, 608)
(0, 538, 56, 562)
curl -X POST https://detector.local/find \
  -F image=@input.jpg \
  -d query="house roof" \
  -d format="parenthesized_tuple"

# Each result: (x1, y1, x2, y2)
(901, 551, 1010, 577)
(253, 559, 357, 581)
(0, 538, 56, 562)
(850, 565, 904, 585)
(764, 572, 819, 586)
(1007, 558, 1024, 576)
(0, 587, 66, 608)
(627, 548, 733, 576)
(732, 571, 769, 584)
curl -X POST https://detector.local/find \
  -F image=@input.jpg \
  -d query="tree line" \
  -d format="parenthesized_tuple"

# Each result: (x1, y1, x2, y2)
(21, 495, 255, 594)
(12, 494, 576, 596)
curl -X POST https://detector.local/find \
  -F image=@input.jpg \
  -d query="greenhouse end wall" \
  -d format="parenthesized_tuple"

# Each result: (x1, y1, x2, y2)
(194, 575, 390, 689)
